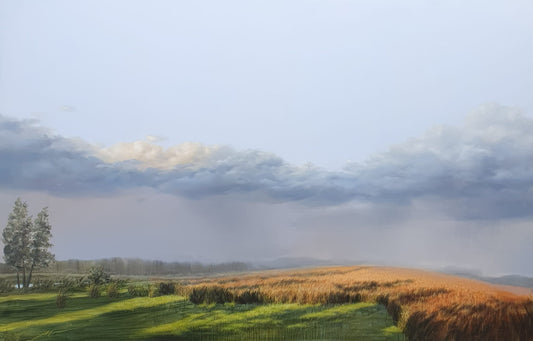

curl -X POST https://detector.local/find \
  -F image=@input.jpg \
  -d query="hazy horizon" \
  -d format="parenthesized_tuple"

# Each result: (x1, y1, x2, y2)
(1, 1, 532, 277)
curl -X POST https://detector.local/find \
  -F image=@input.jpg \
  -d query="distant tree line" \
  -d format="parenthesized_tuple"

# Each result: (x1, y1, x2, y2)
(1, 257, 250, 276)
(2, 199, 250, 283)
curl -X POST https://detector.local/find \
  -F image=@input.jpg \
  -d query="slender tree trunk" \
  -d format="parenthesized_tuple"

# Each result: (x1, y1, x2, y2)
(16, 269, 20, 289)
(22, 260, 26, 289)
(27, 263, 35, 289)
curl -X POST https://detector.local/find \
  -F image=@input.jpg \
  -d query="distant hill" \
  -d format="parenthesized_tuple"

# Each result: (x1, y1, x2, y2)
(253, 257, 355, 270)
(479, 275, 533, 288)
(441, 268, 533, 288)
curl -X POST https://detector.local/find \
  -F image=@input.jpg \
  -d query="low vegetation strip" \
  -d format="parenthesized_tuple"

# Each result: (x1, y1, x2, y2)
(183, 266, 533, 340)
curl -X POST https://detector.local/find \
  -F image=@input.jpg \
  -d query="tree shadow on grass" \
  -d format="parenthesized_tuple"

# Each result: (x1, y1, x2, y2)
(3, 300, 403, 341)
(143, 303, 400, 341)
(5, 298, 192, 340)
(0, 294, 132, 324)
(1, 295, 186, 337)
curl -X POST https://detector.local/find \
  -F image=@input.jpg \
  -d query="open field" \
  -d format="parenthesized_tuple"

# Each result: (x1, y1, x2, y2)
(183, 266, 533, 340)
(0, 292, 401, 340)
(1, 265, 532, 340)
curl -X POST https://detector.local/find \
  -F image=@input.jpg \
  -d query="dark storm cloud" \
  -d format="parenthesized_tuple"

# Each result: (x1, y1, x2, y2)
(1, 103, 532, 219)
(0, 116, 144, 194)
(346, 104, 533, 218)
(155, 155, 356, 204)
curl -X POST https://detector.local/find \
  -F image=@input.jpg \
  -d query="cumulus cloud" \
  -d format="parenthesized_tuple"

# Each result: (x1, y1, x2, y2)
(1, 103, 532, 219)
(347, 104, 533, 218)
(96, 139, 224, 170)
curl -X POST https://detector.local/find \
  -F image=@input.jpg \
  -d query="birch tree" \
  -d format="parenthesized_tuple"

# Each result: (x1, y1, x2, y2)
(2, 198, 55, 289)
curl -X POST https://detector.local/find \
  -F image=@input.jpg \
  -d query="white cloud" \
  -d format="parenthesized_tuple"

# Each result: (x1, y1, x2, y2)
(96, 139, 224, 170)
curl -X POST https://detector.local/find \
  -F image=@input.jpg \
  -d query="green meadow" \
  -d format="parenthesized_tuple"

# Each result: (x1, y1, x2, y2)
(0, 291, 404, 340)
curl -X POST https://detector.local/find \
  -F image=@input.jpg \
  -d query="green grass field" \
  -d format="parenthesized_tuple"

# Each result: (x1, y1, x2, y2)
(0, 291, 404, 340)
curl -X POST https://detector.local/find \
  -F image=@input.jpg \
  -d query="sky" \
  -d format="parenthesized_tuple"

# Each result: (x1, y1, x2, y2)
(1, 1, 533, 276)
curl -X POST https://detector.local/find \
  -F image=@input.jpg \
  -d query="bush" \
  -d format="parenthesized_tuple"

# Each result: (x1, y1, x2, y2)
(111, 278, 128, 288)
(189, 287, 207, 304)
(56, 290, 68, 308)
(208, 287, 233, 304)
(33, 278, 55, 291)
(148, 285, 159, 298)
(88, 284, 100, 298)
(235, 290, 265, 304)
(88, 265, 110, 285)
(107, 283, 120, 298)
(174, 283, 187, 296)
(128, 284, 150, 297)
(57, 276, 82, 291)
(158, 282, 175, 295)
(189, 286, 233, 304)
(0, 279, 14, 293)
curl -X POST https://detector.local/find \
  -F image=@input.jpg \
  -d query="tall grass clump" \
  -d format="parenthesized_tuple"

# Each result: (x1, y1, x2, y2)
(174, 282, 187, 296)
(189, 286, 234, 304)
(157, 282, 175, 295)
(107, 283, 120, 298)
(56, 290, 68, 308)
(189, 286, 207, 304)
(148, 285, 159, 298)
(0, 279, 14, 293)
(128, 284, 150, 297)
(88, 284, 100, 298)
(32, 278, 55, 291)
(235, 289, 266, 304)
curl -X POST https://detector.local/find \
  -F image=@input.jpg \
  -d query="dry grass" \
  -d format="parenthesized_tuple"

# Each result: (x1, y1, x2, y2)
(183, 266, 533, 341)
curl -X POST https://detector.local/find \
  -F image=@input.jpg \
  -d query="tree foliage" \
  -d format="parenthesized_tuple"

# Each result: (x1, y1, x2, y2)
(2, 198, 55, 289)
(87, 265, 110, 285)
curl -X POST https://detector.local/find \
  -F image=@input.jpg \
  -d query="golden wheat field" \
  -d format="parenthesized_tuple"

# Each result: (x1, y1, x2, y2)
(182, 266, 533, 341)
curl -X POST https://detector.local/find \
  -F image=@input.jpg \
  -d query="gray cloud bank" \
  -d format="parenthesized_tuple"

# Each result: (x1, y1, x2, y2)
(1, 103, 532, 219)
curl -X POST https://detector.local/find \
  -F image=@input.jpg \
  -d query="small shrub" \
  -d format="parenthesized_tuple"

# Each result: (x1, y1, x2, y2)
(127, 284, 148, 297)
(111, 278, 128, 288)
(207, 286, 233, 304)
(88, 284, 100, 298)
(137, 285, 149, 296)
(174, 282, 187, 296)
(56, 290, 68, 308)
(189, 286, 233, 304)
(74, 276, 90, 289)
(33, 278, 55, 291)
(324, 291, 344, 304)
(148, 285, 159, 298)
(107, 283, 120, 298)
(0, 279, 14, 293)
(235, 290, 264, 304)
(88, 265, 110, 285)
(158, 282, 175, 295)
(57, 276, 80, 291)
(189, 287, 208, 304)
